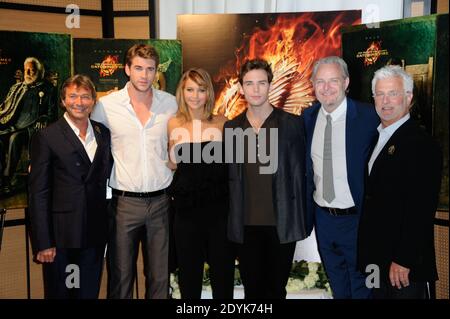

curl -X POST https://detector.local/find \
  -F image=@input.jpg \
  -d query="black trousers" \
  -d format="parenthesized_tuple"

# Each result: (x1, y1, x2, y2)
(237, 226, 296, 299)
(373, 278, 429, 299)
(42, 246, 105, 299)
(174, 211, 236, 299)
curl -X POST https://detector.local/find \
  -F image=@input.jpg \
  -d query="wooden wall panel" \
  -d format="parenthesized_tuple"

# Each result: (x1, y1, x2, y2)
(114, 17, 150, 39)
(0, 9, 102, 38)
(437, 0, 449, 13)
(113, 0, 149, 11)
(1, 0, 101, 10)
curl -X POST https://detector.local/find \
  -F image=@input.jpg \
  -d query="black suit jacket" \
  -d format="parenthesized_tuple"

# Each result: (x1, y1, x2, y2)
(357, 118, 442, 282)
(224, 107, 310, 244)
(29, 117, 111, 254)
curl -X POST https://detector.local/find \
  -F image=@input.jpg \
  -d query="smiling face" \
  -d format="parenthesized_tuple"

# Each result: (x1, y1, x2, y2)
(374, 76, 412, 127)
(183, 78, 208, 113)
(312, 63, 349, 113)
(125, 56, 156, 93)
(239, 69, 271, 108)
(62, 84, 95, 123)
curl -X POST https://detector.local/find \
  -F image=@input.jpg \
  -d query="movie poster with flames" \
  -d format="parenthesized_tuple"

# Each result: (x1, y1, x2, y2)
(73, 39, 182, 97)
(178, 11, 361, 119)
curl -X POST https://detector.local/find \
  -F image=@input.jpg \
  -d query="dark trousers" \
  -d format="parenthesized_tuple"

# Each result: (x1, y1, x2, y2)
(42, 246, 104, 299)
(373, 279, 429, 299)
(174, 212, 235, 299)
(237, 225, 295, 299)
(107, 194, 170, 299)
(315, 206, 371, 299)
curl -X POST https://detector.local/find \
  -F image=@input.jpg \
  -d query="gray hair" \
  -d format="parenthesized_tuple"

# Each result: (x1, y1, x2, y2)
(23, 56, 45, 80)
(311, 56, 349, 81)
(371, 65, 413, 94)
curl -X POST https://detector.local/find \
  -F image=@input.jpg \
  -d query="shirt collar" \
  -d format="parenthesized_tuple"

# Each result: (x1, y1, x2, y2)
(377, 113, 410, 136)
(320, 97, 347, 121)
(63, 112, 95, 140)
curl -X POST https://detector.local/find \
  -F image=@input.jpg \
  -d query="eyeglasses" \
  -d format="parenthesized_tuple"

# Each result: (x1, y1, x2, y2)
(372, 91, 408, 99)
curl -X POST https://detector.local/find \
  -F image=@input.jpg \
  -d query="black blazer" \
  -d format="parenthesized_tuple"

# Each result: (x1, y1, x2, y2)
(224, 107, 309, 244)
(357, 118, 442, 282)
(29, 117, 111, 254)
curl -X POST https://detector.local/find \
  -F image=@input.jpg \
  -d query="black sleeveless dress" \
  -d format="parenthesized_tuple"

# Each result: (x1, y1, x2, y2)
(169, 141, 228, 216)
(167, 141, 235, 299)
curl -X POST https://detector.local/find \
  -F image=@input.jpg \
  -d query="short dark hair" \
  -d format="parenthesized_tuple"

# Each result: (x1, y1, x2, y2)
(125, 44, 159, 68)
(238, 59, 273, 85)
(60, 74, 96, 105)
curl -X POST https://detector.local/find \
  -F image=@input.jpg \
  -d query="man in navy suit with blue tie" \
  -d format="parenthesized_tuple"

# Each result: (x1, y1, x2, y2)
(303, 56, 379, 298)
(29, 75, 111, 298)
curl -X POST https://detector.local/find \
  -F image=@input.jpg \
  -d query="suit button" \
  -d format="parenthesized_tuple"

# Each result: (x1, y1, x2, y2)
(76, 162, 81, 166)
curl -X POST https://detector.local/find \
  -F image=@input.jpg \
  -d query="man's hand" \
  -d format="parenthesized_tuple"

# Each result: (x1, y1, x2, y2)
(389, 261, 410, 289)
(36, 247, 56, 263)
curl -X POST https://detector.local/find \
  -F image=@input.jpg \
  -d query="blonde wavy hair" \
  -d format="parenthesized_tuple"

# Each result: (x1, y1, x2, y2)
(175, 68, 215, 123)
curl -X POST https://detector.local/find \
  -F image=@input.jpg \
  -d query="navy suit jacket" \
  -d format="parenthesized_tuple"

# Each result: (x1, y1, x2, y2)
(29, 117, 112, 254)
(303, 98, 379, 227)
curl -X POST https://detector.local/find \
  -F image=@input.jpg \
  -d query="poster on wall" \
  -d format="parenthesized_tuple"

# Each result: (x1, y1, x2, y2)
(342, 14, 449, 210)
(73, 39, 182, 98)
(0, 31, 70, 209)
(177, 11, 361, 119)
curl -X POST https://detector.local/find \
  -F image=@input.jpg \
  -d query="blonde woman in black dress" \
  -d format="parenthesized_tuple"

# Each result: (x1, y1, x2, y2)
(167, 68, 235, 299)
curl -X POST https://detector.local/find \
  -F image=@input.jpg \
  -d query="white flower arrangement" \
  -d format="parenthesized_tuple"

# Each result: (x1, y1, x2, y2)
(288, 260, 332, 295)
(169, 260, 331, 298)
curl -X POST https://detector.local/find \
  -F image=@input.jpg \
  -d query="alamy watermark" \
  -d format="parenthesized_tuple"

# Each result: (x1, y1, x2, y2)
(170, 122, 279, 174)
(365, 264, 380, 289)
(364, 4, 381, 29)
(65, 4, 80, 29)
(65, 264, 80, 289)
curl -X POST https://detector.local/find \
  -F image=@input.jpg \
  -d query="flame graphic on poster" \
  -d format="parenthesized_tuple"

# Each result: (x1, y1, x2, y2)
(214, 13, 360, 118)
(99, 55, 120, 77)
(363, 41, 382, 66)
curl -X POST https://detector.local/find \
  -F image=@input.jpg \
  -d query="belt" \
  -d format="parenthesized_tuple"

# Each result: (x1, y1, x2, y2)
(112, 189, 165, 198)
(318, 205, 357, 216)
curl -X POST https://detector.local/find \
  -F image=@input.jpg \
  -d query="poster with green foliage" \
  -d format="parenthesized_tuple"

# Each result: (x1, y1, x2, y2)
(73, 38, 182, 98)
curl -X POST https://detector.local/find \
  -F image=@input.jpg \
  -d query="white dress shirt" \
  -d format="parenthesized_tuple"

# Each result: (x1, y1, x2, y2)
(368, 113, 410, 175)
(90, 83, 178, 192)
(311, 98, 355, 208)
(63, 112, 97, 162)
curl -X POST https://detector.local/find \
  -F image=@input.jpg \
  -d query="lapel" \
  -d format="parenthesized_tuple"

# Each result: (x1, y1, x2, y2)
(345, 98, 359, 193)
(59, 117, 91, 166)
(370, 118, 413, 178)
(85, 120, 105, 181)
(270, 108, 281, 183)
(234, 111, 248, 181)
(304, 103, 321, 154)
(304, 103, 320, 179)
